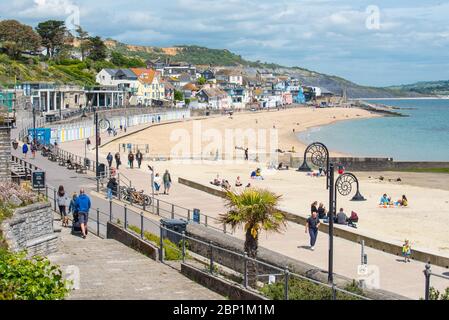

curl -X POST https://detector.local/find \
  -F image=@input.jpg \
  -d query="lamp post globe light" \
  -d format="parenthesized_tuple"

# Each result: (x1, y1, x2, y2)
(297, 142, 366, 284)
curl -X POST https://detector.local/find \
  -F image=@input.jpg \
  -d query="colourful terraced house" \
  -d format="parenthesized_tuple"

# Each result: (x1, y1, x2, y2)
(130, 68, 165, 106)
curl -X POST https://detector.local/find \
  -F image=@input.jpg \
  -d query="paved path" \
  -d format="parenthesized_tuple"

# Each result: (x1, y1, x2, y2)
(11, 122, 223, 300)
(15, 116, 449, 300)
(48, 222, 223, 300)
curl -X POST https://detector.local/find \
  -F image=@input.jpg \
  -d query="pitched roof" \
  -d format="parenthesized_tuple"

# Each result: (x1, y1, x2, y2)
(200, 87, 228, 98)
(216, 69, 242, 77)
(103, 68, 119, 76)
(182, 83, 199, 91)
(130, 68, 159, 84)
(178, 73, 193, 82)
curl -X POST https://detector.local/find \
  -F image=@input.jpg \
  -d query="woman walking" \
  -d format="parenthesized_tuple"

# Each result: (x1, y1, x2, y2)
(163, 170, 172, 195)
(56, 185, 69, 227)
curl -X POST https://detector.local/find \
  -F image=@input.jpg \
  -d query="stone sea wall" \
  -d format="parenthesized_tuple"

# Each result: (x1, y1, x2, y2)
(0, 202, 59, 257)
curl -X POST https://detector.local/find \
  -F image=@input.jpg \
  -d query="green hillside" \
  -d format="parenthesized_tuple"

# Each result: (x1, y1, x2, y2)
(387, 80, 449, 96)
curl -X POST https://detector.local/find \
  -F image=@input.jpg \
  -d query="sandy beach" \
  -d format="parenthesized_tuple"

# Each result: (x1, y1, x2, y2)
(105, 107, 378, 158)
(98, 106, 449, 255)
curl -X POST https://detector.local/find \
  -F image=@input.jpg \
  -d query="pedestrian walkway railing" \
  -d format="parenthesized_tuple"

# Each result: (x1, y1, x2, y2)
(423, 264, 449, 300)
(94, 197, 369, 301)
(33, 181, 369, 300)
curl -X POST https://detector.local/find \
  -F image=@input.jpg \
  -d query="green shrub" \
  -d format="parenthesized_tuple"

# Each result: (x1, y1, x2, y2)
(260, 277, 363, 300)
(426, 287, 449, 300)
(127, 225, 185, 261)
(0, 250, 70, 300)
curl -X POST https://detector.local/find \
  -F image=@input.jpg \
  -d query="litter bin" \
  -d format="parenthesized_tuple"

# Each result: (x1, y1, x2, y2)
(193, 209, 200, 224)
(160, 219, 187, 245)
(97, 163, 106, 177)
(84, 158, 90, 168)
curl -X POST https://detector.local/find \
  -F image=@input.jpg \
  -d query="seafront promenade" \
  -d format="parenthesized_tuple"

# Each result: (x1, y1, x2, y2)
(47, 114, 449, 300)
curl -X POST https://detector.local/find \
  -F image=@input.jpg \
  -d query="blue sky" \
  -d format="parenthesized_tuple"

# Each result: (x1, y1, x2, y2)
(1, 0, 449, 86)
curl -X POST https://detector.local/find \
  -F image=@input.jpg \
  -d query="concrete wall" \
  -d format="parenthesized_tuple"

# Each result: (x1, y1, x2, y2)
(178, 177, 449, 269)
(0, 202, 59, 257)
(107, 221, 158, 260)
(181, 263, 267, 300)
(290, 156, 449, 172)
(0, 127, 11, 182)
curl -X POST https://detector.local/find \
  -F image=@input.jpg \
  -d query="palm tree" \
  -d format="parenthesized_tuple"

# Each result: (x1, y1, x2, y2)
(219, 188, 286, 287)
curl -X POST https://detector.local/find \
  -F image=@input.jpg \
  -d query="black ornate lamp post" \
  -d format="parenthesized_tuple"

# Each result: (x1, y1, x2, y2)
(297, 142, 330, 189)
(298, 142, 366, 284)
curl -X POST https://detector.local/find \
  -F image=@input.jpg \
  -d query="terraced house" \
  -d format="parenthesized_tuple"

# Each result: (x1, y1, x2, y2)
(130, 68, 165, 106)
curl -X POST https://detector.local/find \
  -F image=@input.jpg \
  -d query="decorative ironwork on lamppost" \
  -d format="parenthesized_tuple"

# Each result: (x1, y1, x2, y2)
(297, 142, 330, 189)
(328, 171, 366, 284)
(297, 142, 366, 284)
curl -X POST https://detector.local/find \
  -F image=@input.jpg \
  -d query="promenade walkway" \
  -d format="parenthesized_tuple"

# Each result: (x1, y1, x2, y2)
(14, 114, 449, 300)
(10, 123, 223, 300)
(48, 220, 223, 300)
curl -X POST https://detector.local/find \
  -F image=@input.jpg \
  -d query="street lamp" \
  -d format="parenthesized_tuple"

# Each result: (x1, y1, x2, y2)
(148, 165, 155, 214)
(32, 103, 37, 145)
(297, 142, 366, 284)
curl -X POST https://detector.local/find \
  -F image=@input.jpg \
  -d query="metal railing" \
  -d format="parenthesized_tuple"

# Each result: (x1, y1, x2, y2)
(93, 199, 369, 301)
(424, 264, 449, 300)
(20, 167, 368, 301)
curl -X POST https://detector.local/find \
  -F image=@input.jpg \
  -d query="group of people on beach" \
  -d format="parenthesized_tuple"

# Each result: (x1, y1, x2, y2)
(210, 175, 251, 190)
(379, 194, 408, 207)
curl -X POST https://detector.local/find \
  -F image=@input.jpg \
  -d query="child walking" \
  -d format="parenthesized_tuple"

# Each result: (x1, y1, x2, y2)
(402, 240, 411, 263)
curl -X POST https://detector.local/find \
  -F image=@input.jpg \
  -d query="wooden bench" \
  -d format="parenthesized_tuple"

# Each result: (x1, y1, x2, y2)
(48, 153, 58, 162)
(74, 163, 87, 174)
(66, 162, 75, 170)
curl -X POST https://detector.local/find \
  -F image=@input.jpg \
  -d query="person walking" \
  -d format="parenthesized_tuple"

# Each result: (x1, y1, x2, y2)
(57, 185, 69, 227)
(244, 148, 249, 161)
(136, 150, 143, 169)
(128, 151, 135, 169)
(106, 152, 113, 168)
(75, 188, 91, 239)
(163, 170, 172, 195)
(22, 142, 29, 159)
(115, 152, 121, 170)
(68, 192, 78, 219)
(31, 143, 37, 159)
(154, 173, 162, 195)
(305, 211, 320, 251)
(106, 176, 117, 200)
(86, 138, 91, 150)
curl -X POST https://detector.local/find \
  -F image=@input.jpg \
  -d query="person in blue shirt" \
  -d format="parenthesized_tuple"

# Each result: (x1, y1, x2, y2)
(75, 188, 91, 239)
(379, 194, 390, 205)
(22, 143, 29, 158)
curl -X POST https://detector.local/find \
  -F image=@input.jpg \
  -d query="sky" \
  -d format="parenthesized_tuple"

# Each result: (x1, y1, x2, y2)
(1, 0, 449, 86)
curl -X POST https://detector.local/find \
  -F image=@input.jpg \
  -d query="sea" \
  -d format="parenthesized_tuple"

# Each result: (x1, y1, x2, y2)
(297, 99, 449, 161)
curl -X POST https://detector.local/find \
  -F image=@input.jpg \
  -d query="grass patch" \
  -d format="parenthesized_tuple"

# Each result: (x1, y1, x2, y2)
(390, 168, 449, 174)
(261, 278, 364, 300)
(127, 225, 186, 261)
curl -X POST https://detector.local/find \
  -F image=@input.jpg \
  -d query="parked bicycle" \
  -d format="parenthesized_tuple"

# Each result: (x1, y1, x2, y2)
(120, 186, 151, 206)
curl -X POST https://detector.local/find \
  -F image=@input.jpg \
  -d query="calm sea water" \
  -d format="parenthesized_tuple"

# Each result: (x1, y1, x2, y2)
(297, 99, 449, 161)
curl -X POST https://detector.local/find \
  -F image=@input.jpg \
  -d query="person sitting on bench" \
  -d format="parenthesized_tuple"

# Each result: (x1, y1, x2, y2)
(235, 176, 243, 187)
(336, 208, 348, 225)
(277, 162, 289, 170)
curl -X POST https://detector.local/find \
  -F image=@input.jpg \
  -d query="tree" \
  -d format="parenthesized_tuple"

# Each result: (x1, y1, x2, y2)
(0, 20, 41, 58)
(197, 76, 206, 85)
(174, 90, 184, 101)
(36, 20, 68, 57)
(219, 188, 286, 287)
(75, 25, 89, 61)
(86, 36, 107, 61)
